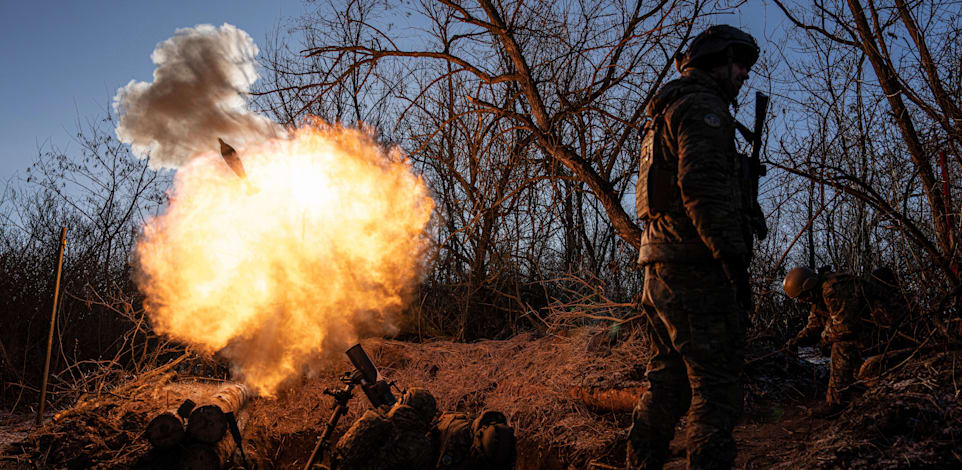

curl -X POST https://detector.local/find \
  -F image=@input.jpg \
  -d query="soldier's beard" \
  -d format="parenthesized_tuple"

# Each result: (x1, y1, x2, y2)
(709, 66, 741, 104)
(719, 78, 741, 104)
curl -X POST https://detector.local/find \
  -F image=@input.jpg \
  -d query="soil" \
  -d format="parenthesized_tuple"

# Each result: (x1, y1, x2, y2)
(1, 328, 959, 469)
(640, 397, 830, 470)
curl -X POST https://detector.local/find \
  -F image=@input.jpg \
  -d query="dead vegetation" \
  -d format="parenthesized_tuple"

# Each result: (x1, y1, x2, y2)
(2, 1, 962, 469)
(2, 322, 961, 469)
(0, 327, 646, 469)
(785, 351, 962, 469)
(0, 356, 226, 469)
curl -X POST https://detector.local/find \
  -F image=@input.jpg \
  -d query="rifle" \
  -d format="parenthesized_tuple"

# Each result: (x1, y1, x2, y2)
(303, 344, 397, 470)
(737, 92, 770, 240)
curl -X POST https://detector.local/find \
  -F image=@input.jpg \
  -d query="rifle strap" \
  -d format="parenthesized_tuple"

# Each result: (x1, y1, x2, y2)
(734, 121, 754, 142)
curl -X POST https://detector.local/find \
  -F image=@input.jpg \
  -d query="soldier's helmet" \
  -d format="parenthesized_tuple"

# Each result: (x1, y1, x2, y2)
(471, 410, 516, 467)
(783, 267, 819, 299)
(399, 387, 437, 424)
(675, 25, 760, 72)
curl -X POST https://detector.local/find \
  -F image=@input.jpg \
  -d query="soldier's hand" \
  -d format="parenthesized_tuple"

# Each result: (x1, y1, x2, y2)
(720, 258, 751, 308)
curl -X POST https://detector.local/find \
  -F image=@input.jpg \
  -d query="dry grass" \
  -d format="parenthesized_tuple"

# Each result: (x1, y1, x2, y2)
(4, 326, 962, 469)
(782, 350, 962, 469)
(0, 361, 230, 468)
(1, 325, 650, 469)
(370, 326, 649, 460)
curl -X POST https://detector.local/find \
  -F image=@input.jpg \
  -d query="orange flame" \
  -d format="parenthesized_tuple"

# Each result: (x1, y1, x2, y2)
(136, 120, 434, 395)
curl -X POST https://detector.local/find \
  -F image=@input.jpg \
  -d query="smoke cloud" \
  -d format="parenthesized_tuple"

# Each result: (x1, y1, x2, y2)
(113, 23, 283, 168)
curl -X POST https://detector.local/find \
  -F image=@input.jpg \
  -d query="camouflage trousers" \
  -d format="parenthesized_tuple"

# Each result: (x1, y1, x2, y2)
(822, 275, 871, 406)
(627, 262, 745, 470)
(827, 340, 860, 406)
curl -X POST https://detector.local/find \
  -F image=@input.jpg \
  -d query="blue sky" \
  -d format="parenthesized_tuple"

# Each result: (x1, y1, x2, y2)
(0, 0, 309, 184)
(0, 1, 784, 184)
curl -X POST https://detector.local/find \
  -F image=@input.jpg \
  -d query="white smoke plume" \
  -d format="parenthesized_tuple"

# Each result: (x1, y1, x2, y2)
(113, 23, 284, 168)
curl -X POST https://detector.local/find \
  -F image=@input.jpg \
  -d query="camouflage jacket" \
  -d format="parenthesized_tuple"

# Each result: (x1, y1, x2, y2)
(794, 272, 906, 347)
(637, 68, 751, 265)
(331, 389, 514, 470)
(331, 404, 434, 470)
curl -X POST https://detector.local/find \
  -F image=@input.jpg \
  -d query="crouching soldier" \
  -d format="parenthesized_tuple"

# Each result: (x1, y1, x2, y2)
(331, 388, 516, 470)
(782, 267, 906, 415)
(432, 409, 516, 470)
(331, 387, 438, 470)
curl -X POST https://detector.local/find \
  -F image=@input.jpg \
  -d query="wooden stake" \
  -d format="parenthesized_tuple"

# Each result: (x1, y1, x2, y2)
(36, 227, 66, 425)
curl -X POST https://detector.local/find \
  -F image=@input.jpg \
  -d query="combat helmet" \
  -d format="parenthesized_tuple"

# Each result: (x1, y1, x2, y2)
(783, 267, 819, 299)
(675, 25, 760, 72)
(399, 387, 437, 424)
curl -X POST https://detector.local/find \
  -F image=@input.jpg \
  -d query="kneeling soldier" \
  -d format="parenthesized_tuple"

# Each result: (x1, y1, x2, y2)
(783, 267, 906, 415)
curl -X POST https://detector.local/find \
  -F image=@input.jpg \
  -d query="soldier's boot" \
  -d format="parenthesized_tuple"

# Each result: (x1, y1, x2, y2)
(626, 390, 685, 470)
(626, 428, 670, 470)
(686, 426, 736, 470)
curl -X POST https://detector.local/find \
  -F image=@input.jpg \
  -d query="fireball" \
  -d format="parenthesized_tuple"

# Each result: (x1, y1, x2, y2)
(136, 120, 434, 395)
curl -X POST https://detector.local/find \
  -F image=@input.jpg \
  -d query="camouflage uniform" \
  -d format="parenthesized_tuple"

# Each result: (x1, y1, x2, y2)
(331, 388, 437, 470)
(331, 389, 515, 470)
(629, 65, 753, 469)
(790, 273, 905, 405)
(432, 410, 516, 470)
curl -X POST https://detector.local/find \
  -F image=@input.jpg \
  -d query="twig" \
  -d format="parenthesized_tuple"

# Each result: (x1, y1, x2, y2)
(745, 346, 790, 367)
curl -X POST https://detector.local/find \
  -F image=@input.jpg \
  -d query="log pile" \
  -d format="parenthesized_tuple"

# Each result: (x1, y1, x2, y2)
(143, 383, 250, 470)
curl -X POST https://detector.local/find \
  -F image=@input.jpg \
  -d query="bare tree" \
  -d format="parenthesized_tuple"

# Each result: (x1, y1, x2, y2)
(772, 0, 962, 291)
(255, 0, 737, 336)
(0, 111, 170, 409)
(258, 0, 731, 246)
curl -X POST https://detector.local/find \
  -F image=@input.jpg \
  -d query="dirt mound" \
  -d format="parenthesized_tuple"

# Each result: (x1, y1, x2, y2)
(785, 350, 962, 469)
(244, 326, 651, 469)
(0, 359, 230, 469)
(0, 326, 650, 469)
(3, 330, 960, 469)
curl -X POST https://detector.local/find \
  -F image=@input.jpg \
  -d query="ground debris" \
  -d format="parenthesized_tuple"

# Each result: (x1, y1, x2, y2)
(3, 331, 961, 469)
(2, 327, 649, 469)
(778, 350, 962, 469)
(0, 368, 228, 469)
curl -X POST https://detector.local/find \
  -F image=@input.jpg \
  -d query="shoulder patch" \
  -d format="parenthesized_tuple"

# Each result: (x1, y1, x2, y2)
(703, 113, 722, 128)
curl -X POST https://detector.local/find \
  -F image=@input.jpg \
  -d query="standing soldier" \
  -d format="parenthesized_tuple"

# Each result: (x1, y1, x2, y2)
(628, 25, 762, 470)
(782, 266, 906, 416)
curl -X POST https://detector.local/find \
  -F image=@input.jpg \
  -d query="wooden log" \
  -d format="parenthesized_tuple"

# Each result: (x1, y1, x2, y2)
(186, 383, 250, 444)
(145, 411, 185, 450)
(182, 443, 220, 470)
(145, 399, 195, 450)
(568, 385, 647, 413)
(857, 347, 916, 386)
(182, 410, 247, 470)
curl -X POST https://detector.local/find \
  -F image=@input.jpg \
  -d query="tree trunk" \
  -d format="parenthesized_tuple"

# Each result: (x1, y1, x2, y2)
(567, 384, 647, 412)
(145, 398, 195, 450)
(846, 0, 959, 286)
(182, 410, 247, 470)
